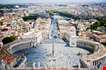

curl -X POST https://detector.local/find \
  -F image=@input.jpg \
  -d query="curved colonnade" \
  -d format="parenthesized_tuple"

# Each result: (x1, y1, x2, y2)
(79, 39, 106, 69)
(4, 38, 106, 69)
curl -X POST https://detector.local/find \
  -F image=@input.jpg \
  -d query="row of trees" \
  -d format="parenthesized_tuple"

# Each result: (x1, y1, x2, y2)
(90, 18, 106, 31)
(47, 10, 100, 20)
(22, 14, 38, 21)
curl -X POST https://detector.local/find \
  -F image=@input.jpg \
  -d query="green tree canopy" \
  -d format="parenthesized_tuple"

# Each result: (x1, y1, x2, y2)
(2, 36, 16, 44)
(90, 18, 106, 31)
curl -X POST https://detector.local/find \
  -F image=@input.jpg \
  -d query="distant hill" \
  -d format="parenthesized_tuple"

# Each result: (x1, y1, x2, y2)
(0, 4, 28, 9)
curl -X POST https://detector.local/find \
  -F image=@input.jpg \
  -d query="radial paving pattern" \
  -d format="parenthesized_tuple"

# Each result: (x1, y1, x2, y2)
(14, 39, 89, 68)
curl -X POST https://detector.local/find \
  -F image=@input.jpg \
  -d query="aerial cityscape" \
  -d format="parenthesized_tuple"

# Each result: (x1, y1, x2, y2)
(0, 0, 106, 70)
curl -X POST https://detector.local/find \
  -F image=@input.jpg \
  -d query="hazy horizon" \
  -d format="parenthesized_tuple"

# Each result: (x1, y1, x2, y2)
(0, 0, 106, 4)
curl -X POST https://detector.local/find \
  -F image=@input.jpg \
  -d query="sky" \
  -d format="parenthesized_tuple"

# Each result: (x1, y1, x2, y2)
(0, 0, 106, 4)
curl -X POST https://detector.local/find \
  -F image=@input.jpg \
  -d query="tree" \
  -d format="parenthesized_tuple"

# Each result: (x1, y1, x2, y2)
(22, 14, 38, 21)
(90, 18, 106, 31)
(2, 36, 16, 44)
